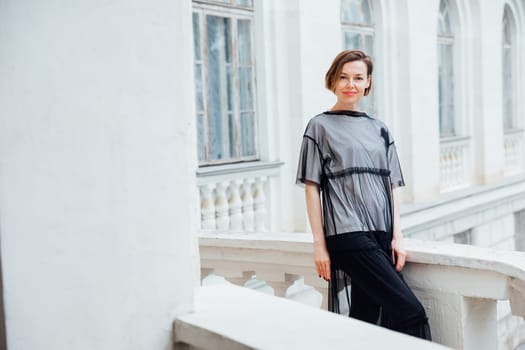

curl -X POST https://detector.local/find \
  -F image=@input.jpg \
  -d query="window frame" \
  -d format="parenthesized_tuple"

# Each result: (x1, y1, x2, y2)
(502, 4, 519, 132)
(193, 0, 259, 167)
(437, 0, 458, 139)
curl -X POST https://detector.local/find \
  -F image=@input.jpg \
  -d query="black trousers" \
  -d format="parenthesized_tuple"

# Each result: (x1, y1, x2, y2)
(326, 231, 431, 340)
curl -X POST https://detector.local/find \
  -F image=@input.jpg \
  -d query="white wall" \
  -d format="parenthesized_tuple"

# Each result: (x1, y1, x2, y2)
(0, 1, 199, 349)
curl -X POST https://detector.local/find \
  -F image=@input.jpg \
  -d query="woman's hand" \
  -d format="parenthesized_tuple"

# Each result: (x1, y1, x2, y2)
(314, 241, 331, 281)
(391, 236, 407, 272)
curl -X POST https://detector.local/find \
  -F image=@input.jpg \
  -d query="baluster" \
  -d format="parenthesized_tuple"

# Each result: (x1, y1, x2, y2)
(200, 184, 216, 230)
(439, 151, 444, 184)
(456, 145, 460, 185)
(253, 177, 267, 232)
(228, 180, 243, 231)
(462, 144, 469, 185)
(254, 272, 291, 298)
(225, 271, 255, 286)
(215, 182, 230, 231)
(241, 178, 255, 232)
(442, 149, 450, 190)
(452, 147, 460, 186)
(514, 136, 522, 169)
(439, 150, 446, 188)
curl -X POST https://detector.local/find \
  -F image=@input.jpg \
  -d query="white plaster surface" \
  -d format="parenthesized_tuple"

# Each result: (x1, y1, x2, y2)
(175, 283, 450, 350)
(0, 1, 198, 349)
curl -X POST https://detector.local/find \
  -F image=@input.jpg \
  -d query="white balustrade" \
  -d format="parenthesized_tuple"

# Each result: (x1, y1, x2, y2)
(199, 232, 525, 350)
(504, 130, 525, 176)
(440, 137, 471, 192)
(196, 162, 280, 232)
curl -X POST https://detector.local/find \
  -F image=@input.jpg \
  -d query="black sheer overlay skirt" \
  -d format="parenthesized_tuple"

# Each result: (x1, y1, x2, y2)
(326, 231, 432, 341)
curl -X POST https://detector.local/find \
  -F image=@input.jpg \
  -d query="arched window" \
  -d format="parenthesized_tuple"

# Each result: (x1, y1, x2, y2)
(341, 0, 376, 115)
(502, 4, 517, 131)
(437, 0, 455, 138)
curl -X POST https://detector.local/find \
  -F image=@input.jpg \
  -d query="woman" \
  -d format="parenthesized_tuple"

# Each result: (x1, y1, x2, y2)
(296, 50, 431, 339)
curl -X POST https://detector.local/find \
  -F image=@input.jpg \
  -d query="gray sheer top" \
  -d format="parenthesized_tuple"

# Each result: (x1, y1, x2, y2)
(296, 110, 405, 237)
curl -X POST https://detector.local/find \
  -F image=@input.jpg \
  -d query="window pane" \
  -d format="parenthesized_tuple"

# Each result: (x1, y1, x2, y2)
(344, 31, 361, 50)
(503, 46, 513, 129)
(195, 63, 204, 112)
(438, 0, 452, 35)
(502, 6, 514, 130)
(438, 43, 455, 137)
(193, 12, 201, 60)
(197, 113, 206, 161)
(444, 45, 454, 136)
(207, 15, 233, 160)
(341, 0, 372, 24)
(235, 0, 253, 7)
(228, 112, 237, 158)
(364, 33, 374, 58)
(239, 67, 253, 110)
(240, 112, 256, 157)
(238, 19, 252, 65)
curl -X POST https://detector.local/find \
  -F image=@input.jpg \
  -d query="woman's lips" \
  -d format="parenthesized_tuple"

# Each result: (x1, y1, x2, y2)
(343, 92, 356, 96)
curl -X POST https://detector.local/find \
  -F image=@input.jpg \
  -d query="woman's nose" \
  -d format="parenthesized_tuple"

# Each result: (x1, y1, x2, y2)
(345, 79, 355, 87)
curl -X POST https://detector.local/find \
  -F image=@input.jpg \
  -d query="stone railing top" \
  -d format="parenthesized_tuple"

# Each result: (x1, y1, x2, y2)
(403, 238, 525, 281)
(174, 283, 450, 350)
(400, 175, 525, 231)
(196, 160, 282, 184)
(200, 232, 525, 289)
(201, 231, 524, 266)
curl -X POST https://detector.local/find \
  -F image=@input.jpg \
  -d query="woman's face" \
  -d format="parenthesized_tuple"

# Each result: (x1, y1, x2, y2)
(333, 60, 370, 109)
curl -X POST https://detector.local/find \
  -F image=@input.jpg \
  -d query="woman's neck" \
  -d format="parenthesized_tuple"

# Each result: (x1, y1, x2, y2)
(331, 103, 360, 111)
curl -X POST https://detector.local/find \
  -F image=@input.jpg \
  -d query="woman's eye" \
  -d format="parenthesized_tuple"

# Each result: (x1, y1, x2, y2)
(356, 77, 363, 81)
(340, 76, 347, 80)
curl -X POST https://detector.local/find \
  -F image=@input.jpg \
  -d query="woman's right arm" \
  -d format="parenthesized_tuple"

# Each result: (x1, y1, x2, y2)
(305, 182, 331, 281)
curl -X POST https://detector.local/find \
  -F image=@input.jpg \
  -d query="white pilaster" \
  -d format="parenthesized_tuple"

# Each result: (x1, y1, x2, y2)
(403, 0, 441, 201)
(471, 0, 505, 184)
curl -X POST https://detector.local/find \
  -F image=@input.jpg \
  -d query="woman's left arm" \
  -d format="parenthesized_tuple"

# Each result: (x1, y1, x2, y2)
(391, 187, 406, 272)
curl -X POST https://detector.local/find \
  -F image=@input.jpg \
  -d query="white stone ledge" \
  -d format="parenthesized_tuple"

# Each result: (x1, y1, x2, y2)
(403, 239, 525, 281)
(196, 160, 283, 184)
(174, 284, 449, 350)
(400, 175, 525, 238)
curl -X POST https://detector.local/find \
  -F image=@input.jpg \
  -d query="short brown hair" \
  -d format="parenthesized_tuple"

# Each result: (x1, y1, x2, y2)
(325, 50, 373, 96)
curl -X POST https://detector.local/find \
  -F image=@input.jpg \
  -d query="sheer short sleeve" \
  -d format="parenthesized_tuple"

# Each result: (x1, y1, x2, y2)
(296, 135, 323, 186)
(388, 141, 405, 188)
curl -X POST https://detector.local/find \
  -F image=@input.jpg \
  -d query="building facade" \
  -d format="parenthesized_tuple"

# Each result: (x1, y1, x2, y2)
(192, 0, 525, 348)
(1, 0, 525, 349)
